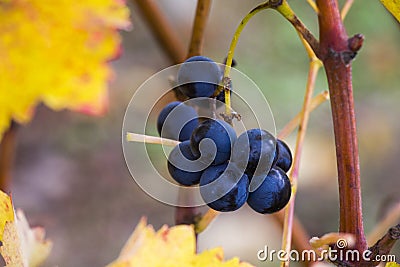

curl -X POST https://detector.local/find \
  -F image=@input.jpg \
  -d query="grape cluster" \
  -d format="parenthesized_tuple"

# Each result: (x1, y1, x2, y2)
(157, 56, 293, 214)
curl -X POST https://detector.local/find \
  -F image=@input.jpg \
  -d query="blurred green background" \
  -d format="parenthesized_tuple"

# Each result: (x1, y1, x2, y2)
(11, 0, 400, 266)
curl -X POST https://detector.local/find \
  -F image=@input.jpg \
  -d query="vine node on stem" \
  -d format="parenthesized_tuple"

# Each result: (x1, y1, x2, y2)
(339, 33, 365, 65)
(368, 223, 400, 265)
(331, 33, 365, 65)
(348, 34, 364, 52)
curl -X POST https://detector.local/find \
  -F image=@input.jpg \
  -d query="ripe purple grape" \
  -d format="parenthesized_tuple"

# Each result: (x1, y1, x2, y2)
(247, 167, 291, 214)
(200, 163, 249, 212)
(177, 56, 222, 98)
(273, 139, 293, 173)
(231, 129, 276, 178)
(167, 141, 206, 186)
(190, 119, 237, 165)
(157, 101, 198, 141)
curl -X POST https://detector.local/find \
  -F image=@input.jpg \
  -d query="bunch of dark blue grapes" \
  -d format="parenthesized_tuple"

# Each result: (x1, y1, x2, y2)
(157, 56, 292, 214)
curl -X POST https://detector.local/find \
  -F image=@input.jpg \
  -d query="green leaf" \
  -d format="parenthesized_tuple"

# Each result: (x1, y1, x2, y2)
(380, 0, 400, 22)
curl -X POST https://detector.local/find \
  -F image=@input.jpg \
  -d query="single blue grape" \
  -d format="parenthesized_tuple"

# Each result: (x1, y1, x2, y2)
(190, 119, 237, 165)
(231, 129, 276, 178)
(157, 101, 198, 141)
(200, 163, 249, 212)
(177, 56, 222, 98)
(273, 139, 293, 173)
(167, 141, 206, 186)
(247, 167, 291, 214)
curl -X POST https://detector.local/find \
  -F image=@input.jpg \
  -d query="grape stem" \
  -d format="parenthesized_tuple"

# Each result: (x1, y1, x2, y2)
(341, 0, 355, 20)
(306, 0, 319, 13)
(194, 208, 219, 233)
(126, 132, 180, 146)
(272, 210, 315, 266)
(274, 1, 320, 58)
(222, 2, 272, 79)
(367, 202, 400, 246)
(280, 35, 322, 267)
(216, 1, 273, 116)
(219, 0, 319, 117)
(187, 0, 212, 58)
(368, 223, 400, 265)
(278, 90, 329, 140)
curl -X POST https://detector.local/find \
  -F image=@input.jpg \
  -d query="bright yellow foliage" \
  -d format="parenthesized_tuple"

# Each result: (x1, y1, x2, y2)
(106, 217, 254, 267)
(1, 210, 52, 267)
(0, 0, 131, 140)
(380, 0, 400, 22)
(0, 191, 52, 267)
(386, 262, 400, 267)
(0, 190, 14, 241)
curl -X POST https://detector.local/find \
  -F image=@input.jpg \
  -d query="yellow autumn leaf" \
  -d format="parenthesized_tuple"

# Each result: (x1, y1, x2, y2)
(1, 220, 25, 266)
(0, 190, 14, 241)
(0, 209, 52, 267)
(0, 0, 131, 140)
(192, 248, 254, 267)
(386, 262, 400, 267)
(380, 0, 400, 22)
(106, 217, 254, 267)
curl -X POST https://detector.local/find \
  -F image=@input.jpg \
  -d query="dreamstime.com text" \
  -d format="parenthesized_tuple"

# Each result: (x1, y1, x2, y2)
(257, 239, 396, 263)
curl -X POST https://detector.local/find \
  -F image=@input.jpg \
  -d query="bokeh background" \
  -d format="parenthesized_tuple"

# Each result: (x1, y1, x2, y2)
(8, 0, 400, 266)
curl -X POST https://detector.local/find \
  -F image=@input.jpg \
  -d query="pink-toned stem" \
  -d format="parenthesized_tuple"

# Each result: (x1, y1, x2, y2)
(280, 58, 321, 267)
(316, 0, 367, 255)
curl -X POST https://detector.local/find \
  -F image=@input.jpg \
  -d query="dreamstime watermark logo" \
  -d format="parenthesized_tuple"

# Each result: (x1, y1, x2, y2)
(257, 239, 397, 263)
(122, 61, 276, 207)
